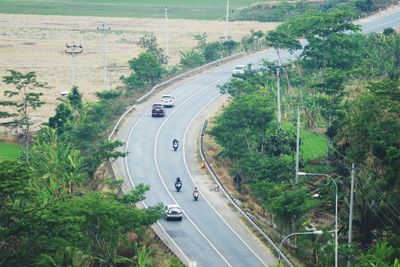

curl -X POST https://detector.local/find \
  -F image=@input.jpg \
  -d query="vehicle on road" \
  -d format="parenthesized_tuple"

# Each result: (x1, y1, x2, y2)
(193, 187, 199, 201)
(151, 103, 165, 117)
(175, 177, 182, 192)
(165, 204, 183, 221)
(160, 95, 175, 107)
(173, 139, 179, 151)
(175, 181, 182, 191)
(232, 64, 248, 77)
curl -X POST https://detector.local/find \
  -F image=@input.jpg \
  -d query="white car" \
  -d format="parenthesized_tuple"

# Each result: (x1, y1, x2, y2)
(160, 95, 175, 107)
(232, 64, 247, 77)
(165, 204, 183, 221)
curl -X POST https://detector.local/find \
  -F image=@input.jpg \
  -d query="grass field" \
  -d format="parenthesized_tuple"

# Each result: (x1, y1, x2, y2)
(0, 0, 261, 20)
(301, 129, 327, 161)
(283, 123, 327, 161)
(0, 142, 21, 161)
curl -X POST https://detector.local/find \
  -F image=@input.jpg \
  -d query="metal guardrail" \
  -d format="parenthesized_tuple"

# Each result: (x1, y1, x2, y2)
(135, 52, 245, 104)
(106, 52, 246, 266)
(108, 52, 245, 143)
(199, 120, 294, 267)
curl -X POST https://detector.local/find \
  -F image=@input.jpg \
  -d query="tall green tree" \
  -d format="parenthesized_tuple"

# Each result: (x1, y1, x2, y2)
(1, 70, 46, 159)
(279, 9, 360, 70)
(210, 92, 276, 159)
(123, 52, 163, 91)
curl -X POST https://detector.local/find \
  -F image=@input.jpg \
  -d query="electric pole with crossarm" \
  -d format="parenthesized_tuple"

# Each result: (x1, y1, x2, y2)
(97, 24, 111, 90)
(65, 42, 83, 86)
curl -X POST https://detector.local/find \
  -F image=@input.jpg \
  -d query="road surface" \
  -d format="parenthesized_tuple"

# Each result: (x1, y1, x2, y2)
(114, 7, 400, 267)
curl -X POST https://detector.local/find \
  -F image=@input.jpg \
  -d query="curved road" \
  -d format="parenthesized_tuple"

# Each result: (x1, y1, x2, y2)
(114, 7, 400, 267)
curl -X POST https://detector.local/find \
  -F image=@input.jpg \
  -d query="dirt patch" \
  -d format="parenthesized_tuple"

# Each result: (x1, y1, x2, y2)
(0, 13, 277, 128)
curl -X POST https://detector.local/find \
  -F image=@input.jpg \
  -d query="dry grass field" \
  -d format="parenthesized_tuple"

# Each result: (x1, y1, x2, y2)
(0, 14, 276, 126)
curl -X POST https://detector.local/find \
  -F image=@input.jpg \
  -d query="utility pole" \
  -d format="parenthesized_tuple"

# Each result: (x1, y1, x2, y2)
(347, 163, 355, 266)
(65, 42, 83, 86)
(225, 0, 230, 40)
(276, 66, 282, 126)
(162, 6, 171, 58)
(295, 106, 301, 183)
(97, 24, 111, 90)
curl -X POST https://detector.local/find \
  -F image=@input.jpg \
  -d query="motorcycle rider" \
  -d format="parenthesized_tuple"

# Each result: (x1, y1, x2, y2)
(173, 139, 179, 150)
(175, 177, 182, 187)
(193, 186, 199, 199)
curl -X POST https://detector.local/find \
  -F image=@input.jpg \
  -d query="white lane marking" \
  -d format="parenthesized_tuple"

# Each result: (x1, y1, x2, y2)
(154, 76, 233, 267)
(182, 95, 268, 266)
(123, 49, 277, 266)
(124, 110, 192, 264)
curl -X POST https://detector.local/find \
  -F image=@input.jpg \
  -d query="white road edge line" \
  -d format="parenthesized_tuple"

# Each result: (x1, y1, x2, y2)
(124, 109, 192, 265)
(154, 77, 233, 267)
(182, 94, 268, 266)
(123, 49, 275, 267)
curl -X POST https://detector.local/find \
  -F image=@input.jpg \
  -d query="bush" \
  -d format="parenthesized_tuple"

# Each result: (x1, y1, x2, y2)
(203, 42, 223, 62)
(179, 49, 205, 68)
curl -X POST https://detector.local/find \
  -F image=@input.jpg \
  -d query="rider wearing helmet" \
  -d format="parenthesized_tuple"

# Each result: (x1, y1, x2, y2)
(173, 139, 179, 145)
(175, 177, 181, 186)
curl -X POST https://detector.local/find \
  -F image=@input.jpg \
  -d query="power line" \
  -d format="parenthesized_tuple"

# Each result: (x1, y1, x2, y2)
(354, 181, 400, 232)
(359, 169, 400, 218)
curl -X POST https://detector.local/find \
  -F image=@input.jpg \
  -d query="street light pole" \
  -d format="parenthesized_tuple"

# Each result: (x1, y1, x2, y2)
(298, 172, 338, 267)
(279, 230, 323, 264)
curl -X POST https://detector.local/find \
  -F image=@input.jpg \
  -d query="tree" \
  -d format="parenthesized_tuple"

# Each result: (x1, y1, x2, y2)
(203, 42, 223, 62)
(123, 52, 163, 91)
(85, 140, 127, 178)
(1, 70, 46, 159)
(336, 79, 400, 245)
(311, 68, 346, 136)
(0, 160, 83, 267)
(265, 28, 301, 66)
(269, 183, 319, 232)
(279, 9, 360, 70)
(221, 40, 239, 56)
(210, 92, 276, 159)
(48, 102, 74, 135)
(68, 86, 83, 111)
(241, 30, 265, 52)
(193, 32, 208, 49)
(137, 33, 168, 65)
(62, 191, 163, 266)
(29, 127, 86, 198)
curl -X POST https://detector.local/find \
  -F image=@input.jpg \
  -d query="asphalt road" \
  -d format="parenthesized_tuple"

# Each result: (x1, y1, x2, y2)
(116, 7, 400, 267)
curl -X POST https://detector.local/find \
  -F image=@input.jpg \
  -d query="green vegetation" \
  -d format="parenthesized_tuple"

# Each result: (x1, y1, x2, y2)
(0, 30, 242, 265)
(0, 0, 260, 20)
(300, 129, 327, 161)
(0, 70, 47, 160)
(233, 0, 395, 22)
(211, 6, 400, 266)
(0, 142, 20, 161)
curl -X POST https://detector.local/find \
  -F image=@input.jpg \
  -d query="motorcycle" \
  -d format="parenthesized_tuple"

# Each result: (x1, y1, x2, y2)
(175, 181, 182, 192)
(173, 141, 178, 151)
(193, 190, 199, 201)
